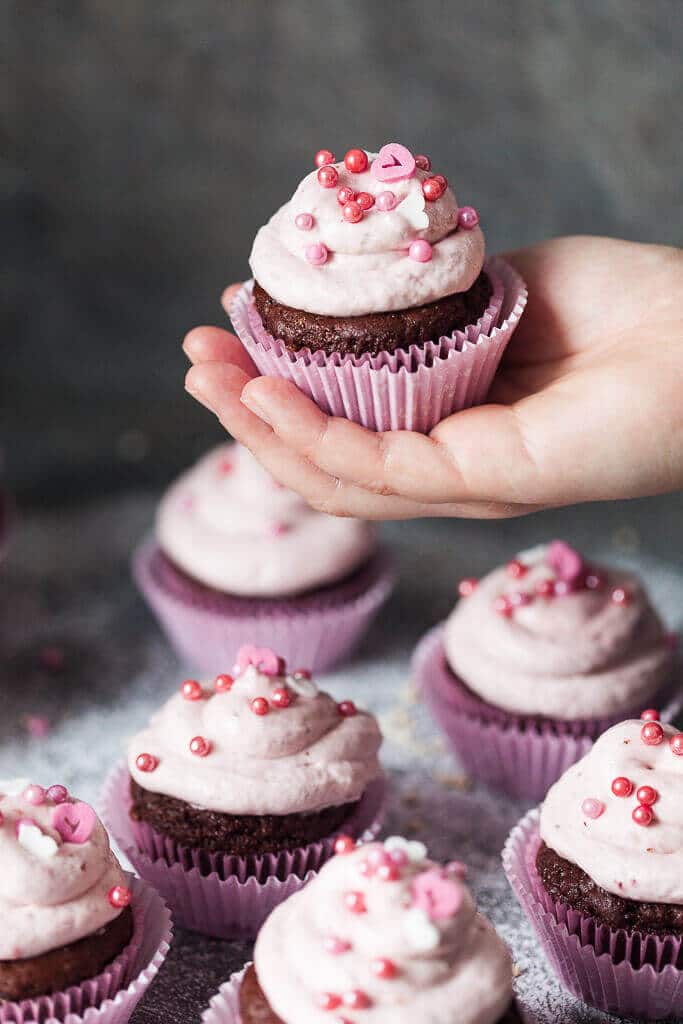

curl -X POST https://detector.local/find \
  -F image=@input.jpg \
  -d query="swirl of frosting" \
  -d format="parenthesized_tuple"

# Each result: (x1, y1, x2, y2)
(156, 443, 376, 597)
(128, 652, 382, 815)
(443, 543, 673, 718)
(0, 783, 127, 959)
(249, 146, 485, 316)
(541, 719, 683, 903)
(253, 837, 513, 1024)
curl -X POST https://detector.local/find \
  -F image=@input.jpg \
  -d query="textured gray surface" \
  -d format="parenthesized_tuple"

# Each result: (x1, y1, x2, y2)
(3, 1, 682, 498)
(1, 494, 682, 1022)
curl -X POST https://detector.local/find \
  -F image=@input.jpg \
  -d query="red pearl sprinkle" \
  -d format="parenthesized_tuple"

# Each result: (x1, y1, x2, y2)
(337, 186, 355, 206)
(271, 687, 293, 709)
(458, 577, 478, 597)
(135, 753, 158, 773)
(46, 784, 68, 804)
(632, 804, 654, 827)
(376, 861, 400, 882)
(611, 776, 634, 797)
(293, 668, 312, 680)
(343, 990, 371, 1010)
(636, 785, 658, 806)
(344, 149, 368, 174)
(317, 993, 341, 1011)
(214, 673, 234, 693)
(315, 149, 335, 168)
(344, 890, 366, 914)
(536, 579, 555, 598)
(640, 709, 660, 722)
(318, 165, 339, 189)
(372, 957, 398, 979)
(493, 595, 513, 617)
(356, 191, 375, 210)
(337, 700, 357, 717)
(457, 205, 479, 230)
(432, 174, 448, 189)
(189, 735, 212, 757)
(415, 154, 431, 171)
(342, 200, 364, 224)
(181, 679, 203, 701)
(611, 587, 630, 606)
(641, 721, 665, 746)
(251, 697, 270, 716)
(108, 885, 131, 908)
(334, 835, 356, 855)
(506, 559, 528, 579)
(422, 176, 447, 201)
(670, 733, 683, 756)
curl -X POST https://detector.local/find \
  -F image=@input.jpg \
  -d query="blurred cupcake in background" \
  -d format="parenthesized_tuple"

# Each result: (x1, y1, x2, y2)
(102, 645, 385, 939)
(414, 541, 679, 801)
(133, 443, 394, 674)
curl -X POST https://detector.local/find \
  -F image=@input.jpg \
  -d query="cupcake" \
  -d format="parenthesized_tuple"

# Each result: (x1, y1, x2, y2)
(102, 646, 385, 939)
(0, 778, 170, 1018)
(203, 836, 520, 1024)
(504, 717, 683, 1019)
(414, 541, 678, 801)
(230, 143, 526, 433)
(133, 442, 394, 674)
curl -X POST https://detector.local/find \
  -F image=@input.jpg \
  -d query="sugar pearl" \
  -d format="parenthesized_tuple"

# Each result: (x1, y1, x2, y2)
(189, 735, 212, 757)
(458, 577, 478, 597)
(632, 804, 654, 827)
(356, 191, 375, 210)
(670, 733, 683, 756)
(408, 239, 432, 262)
(458, 206, 480, 229)
(344, 890, 367, 914)
(305, 243, 329, 266)
(636, 785, 658, 806)
(342, 200, 364, 224)
(214, 674, 234, 692)
(337, 186, 355, 206)
(251, 697, 270, 716)
(611, 776, 633, 798)
(317, 165, 339, 189)
(46, 785, 68, 804)
(295, 212, 314, 231)
(376, 190, 397, 211)
(415, 154, 431, 171)
(581, 798, 605, 819)
(640, 709, 660, 722)
(344, 149, 369, 173)
(641, 721, 664, 746)
(108, 885, 132, 908)
(135, 753, 158, 773)
(23, 785, 46, 806)
(181, 679, 203, 701)
(337, 700, 357, 717)
(314, 149, 335, 168)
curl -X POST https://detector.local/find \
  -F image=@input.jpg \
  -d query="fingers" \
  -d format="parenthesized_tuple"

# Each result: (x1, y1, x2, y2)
(183, 326, 258, 377)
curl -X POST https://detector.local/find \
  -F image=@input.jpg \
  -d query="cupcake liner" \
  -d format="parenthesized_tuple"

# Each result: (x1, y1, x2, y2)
(0, 875, 172, 1024)
(132, 539, 395, 676)
(414, 624, 682, 802)
(230, 255, 527, 433)
(504, 808, 683, 1020)
(101, 762, 386, 940)
(201, 968, 246, 1024)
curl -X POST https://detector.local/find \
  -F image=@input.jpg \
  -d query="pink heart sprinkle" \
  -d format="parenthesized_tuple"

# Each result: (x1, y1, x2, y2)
(371, 143, 416, 183)
(52, 801, 97, 844)
(235, 645, 282, 677)
(411, 868, 463, 921)
(547, 540, 584, 585)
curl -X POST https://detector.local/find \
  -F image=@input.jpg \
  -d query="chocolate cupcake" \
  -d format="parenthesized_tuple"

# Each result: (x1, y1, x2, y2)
(230, 143, 526, 433)
(222, 836, 520, 1024)
(505, 717, 683, 1019)
(133, 442, 393, 674)
(414, 541, 678, 800)
(103, 645, 385, 938)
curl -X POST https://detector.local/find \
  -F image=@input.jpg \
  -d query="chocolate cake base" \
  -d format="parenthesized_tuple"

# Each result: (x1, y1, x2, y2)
(0, 906, 133, 1001)
(537, 842, 683, 937)
(238, 963, 522, 1023)
(252, 272, 493, 357)
(130, 778, 359, 856)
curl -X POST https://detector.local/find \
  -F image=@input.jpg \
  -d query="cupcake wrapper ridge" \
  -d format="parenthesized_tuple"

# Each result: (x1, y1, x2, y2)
(201, 969, 246, 1024)
(133, 540, 395, 676)
(414, 624, 682, 803)
(101, 762, 386, 940)
(504, 808, 683, 1020)
(230, 256, 527, 433)
(0, 876, 172, 1024)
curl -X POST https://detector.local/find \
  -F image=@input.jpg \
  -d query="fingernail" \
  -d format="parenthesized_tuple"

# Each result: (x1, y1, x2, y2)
(185, 381, 216, 415)
(241, 389, 272, 426)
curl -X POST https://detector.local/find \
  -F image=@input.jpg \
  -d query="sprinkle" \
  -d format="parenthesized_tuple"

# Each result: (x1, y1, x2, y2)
(342, 991, 371, 1010)
(493, 595, 513, 617)
(581, 798, 605, 819)
(458, 577, 478, 597)
(334, 835, 355, 855)
(343, 891, 366, 914)
(372, 957, 398, 979)
(640, 709, 660, 721)
(337, 700, 357, 717)
(17, 820, 58, 860)
(506, 559, 528, 579)
(457, 206, 480, 229)
(402, 906, 439, 951)
(415, 154, 431, 171)
(344, 149, 369, 174)
(52, 801, 97, 844)
(22, 785, 46, 806)
(412, 868, 463, 919)
(108, 885, 132, 908)
(632, 804, 654, 827)
(135, 753, 158, 773)
(269, 521, 290, 537)
(611, 587, 630, 606)
(371, 143, 416, 183)
(251, 697, 270, 716)
(375, 190, 397, 211)
(46, 785, 68, 804)
(636, 785, 658, 806)
(408, 239, 432, 263)
(641, 721, 664, 746)
(314, 149, 336, 168)
(356, 191, 375, 210)
(304, 242, 329, 266)
(214, 673, 234, 693)
(295, 212, 314, 231)
(323, 935, 351, 955)
(422, 176, 447, 201)
(317, 992, 341, 1011)
(317, 165, 339, 189)
(181, 679, 203, 701)
(235, 646, 283, 677)
(270, 687, 293, 708)
(189, 735, 212, 756)
(670, 734, 683, 756)
(611, 777, 633, 798)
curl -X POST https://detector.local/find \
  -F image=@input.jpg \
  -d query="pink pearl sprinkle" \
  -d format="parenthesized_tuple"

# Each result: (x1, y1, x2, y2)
(408, 239, 432, 263)
(46, 785, 68, 804)
(458, 206, 480, 229)
(581, 798, 605, 819)
(323, 935, 351, 955)
(375, 190, 397, 212)
(305, 242, 329, 266)
(23, 785, 46, 806)
(295, 212, 314, 231)
(270, 522, 290, 537)
(510, 590, 533, 607)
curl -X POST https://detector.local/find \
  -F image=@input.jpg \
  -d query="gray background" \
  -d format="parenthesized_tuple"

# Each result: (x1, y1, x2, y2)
(3, 0, 682, 499)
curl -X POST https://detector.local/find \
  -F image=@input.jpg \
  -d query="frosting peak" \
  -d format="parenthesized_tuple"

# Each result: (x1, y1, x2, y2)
(128, 649, 382, 815)
(254, 837, 513, 1024)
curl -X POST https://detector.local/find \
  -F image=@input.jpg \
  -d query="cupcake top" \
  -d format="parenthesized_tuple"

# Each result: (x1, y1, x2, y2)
(249, 144, 485, 316)
(128, 646, 382, 815)
(540, 717, 683, 904)
(253, 835, 513, 1024)
(0, 780, 129, 959)
(443, 541, 673, 719)
(156, 443, 375, 598)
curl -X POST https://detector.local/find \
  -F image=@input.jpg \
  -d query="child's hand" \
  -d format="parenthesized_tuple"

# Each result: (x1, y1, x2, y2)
(184, 237, 683, 520)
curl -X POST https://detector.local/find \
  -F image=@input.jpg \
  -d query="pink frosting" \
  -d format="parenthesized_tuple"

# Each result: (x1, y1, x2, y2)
(541, 719, 683, 903)
(156, 443, 376, 598)
(249, 147, 485, 315)
(127, 657, 382, 815)
(254, 837, 513, 1024)
(0, 783, 127, 959)
(443, 543, 673, 719)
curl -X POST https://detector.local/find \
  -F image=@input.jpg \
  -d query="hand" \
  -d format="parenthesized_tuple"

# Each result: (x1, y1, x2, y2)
(184, 236, 683, 520)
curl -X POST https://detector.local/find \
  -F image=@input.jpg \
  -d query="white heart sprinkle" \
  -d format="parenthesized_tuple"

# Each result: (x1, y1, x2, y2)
(0, 778, 31, 797)
(287, 675, 318, 698)
(402, 907, 440, 951)
(400, 189, 429, 230)
(384, 835, 428, 863)
(515, 544, 549, 564)
(17, 822, 59, 860)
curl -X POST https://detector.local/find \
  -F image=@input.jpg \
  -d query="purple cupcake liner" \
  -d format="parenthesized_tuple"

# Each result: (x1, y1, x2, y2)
(0, 875, 172, 1024)
(101, 762, 386, 940)
(504, 808, 683, 1020)
(230, 255, 527, 433)
(414, 624, 682, 802)
(132, 539, 395, 676)
(201, 968, 245, 1024)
